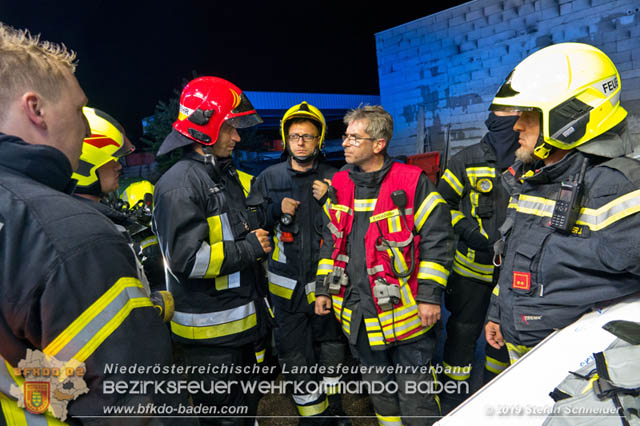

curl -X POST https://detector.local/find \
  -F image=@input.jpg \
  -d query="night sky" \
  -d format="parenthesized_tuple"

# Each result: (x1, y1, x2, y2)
(4, 1, 468, 142)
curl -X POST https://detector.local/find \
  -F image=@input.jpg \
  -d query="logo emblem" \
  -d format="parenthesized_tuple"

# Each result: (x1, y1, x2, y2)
(512, 271, 531, 291)
(477, 178, 493, 193)
(229, 89, 241, 109)
(24, 382, 50, 414)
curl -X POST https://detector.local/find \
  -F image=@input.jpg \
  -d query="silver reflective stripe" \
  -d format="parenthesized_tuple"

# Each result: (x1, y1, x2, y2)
(454, 250, 494, 274)
(305, 282, 315, 295)
(228, 272, 240, 289)
(336, 254, 349, 263)
(418, 264, 450, 282)
(515, 195, 555, 217)
(268, 271, 297, 290)
(354, 199, 376, 211)
(375, 236, 413, 250)
(376, 414, 403, 426)
(367, 264, 385, 275)
(0, 222, 4, 232)
(0, 357, 14, 397)
(414, 192, 445, 230)
(173, 301, 256, 327)
(292, 389, 323, 405)
(190, 240, 212, 278)
(220, 213, 233, 240)
(386, 315, 422, 337)
(577, 190, 640, 230)
(327, 222, 342, 238)
(57, 285, 148, 361)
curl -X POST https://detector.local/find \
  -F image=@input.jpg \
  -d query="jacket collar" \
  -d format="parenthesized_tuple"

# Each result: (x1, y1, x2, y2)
(348, 155, 395, 188)
(0, 133, 76, 193)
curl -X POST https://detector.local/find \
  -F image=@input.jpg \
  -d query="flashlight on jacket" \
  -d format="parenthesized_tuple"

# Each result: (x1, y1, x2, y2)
(280, 214, 294, 243)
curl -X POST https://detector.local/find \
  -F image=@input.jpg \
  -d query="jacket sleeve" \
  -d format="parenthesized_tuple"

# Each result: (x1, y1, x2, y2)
(250, 171, 281, 231)
(153, 185, 263, 282)
(438, 153, 490, 250)
(38, 230, 194, 423)
(486, 285, 501, 323)
(314, 199, 336, 298)
(414, 174, 455, 304)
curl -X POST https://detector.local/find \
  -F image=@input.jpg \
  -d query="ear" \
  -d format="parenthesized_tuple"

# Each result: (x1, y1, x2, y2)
(373, 138, 387, 154)
(22, 92, 47, 130)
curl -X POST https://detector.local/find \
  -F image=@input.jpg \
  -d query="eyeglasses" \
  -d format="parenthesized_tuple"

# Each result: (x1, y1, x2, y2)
(341, 134, 377, 147)
(288, 134, 319, 143)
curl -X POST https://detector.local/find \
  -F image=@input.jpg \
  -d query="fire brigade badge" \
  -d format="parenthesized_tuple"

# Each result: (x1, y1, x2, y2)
(24, 382, 50, 414)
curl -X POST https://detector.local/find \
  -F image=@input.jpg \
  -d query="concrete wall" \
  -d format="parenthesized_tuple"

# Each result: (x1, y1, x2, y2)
(375, 0, 640, 157)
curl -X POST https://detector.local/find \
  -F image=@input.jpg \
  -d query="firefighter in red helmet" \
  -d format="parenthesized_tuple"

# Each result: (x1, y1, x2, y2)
(153, 76, 271, 425)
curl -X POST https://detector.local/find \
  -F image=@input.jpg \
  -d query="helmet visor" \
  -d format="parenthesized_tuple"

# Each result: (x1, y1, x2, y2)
(227, 112, 263, 129)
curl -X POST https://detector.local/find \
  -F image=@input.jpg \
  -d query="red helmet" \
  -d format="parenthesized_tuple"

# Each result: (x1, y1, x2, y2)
(174, 76, 262, 144)
(158, 77, 262, 156)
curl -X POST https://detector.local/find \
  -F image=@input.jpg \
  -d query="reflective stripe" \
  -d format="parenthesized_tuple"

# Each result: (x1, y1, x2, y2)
(417, 261, 449, 287)
(469, 191, 488, 238)
(453, 249, 494, 283)
(171, 301, 256, 340)
(323, 199, 331, 219)
(214, 272, 240, 291)
(450, 210, 465, 227)
(44, 277, 152, 364)
(367, 264, 385, 275)
(255, 349, 265, 364)
(485, 355, 508, 375)
(331, 204, 353, 215)
(506, 342, 532, 364)
(272, 231, 286, 263)
(294, 395, 328, 417)
(268, 271, 297, 300)
(514, 194, 555, 217)
(237, 170, 253, 197)
(327, 222, 343, 238)
(370, 209, 400, 223)
(414, 192, 446, 231)
(354, 198, 376, 212)
(376, 413, 402, 426)
(453, 262, 493, 283)
(388, 215, 401, 233)
(442, 169, 463, 196)
(305, 282, 316, 304)
(316, 259, 334, 276)
(140, 235, 158, 250)
(492, 285, 499, 296)
(577, 189, 640, 230)
(189, 241, 224, 279)
(336, 254, 349, 263)
(443, 361, 471, 381)
(323, 376, 341, 396)
(466, 166, 496, 180)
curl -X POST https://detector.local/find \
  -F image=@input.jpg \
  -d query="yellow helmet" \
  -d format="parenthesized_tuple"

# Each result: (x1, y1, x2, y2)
(280, 101, 326, 151)
(120, 180, 154, 210)
(490, 43, 627, 159)
(73, 107, 134, 188)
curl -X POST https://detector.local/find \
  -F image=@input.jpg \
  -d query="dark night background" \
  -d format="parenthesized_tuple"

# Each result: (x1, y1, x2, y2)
(3, 1, 468, 143)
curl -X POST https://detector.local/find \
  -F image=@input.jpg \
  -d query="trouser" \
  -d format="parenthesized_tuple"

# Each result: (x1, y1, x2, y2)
(350, 321, 440, 426)
(274, 307, 347, 425)
(442, 271, 494, 395)
(174, 342, 260, 426)
(483, 342, 510, 384)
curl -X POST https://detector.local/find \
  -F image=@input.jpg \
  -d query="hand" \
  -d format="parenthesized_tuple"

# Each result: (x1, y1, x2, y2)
(485, 321, 505, 349)
(281, 197, 300, 216)
(251, 229, 272, 254)
(312, 179, 332, 201)
(418, 302, 440, 327)
(315, 295, 332, 315)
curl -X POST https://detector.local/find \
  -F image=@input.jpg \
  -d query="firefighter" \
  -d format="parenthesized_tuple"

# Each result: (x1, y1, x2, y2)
(249, 101, 348, 424)
(436, 111, 517, 408)
(484, 43, 640, 364)
(152, 76, 271, 425)
(315, 105, 454, 426)
(0, 22, 194, 424)
(120, 180, 166, 292)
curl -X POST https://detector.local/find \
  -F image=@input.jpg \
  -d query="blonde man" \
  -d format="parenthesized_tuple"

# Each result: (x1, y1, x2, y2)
(0, 23, 194, 424)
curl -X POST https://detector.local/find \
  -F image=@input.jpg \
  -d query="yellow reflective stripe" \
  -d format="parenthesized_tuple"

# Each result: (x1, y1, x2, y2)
(466, 167, 496, 188)
(485, 355, 508, 375)
(354, 198, 376, 212)
(376, 413, 402, 426)
(203, 242, 224, 278)
(215, 275, 229, 291)
(492, 285, 499, 296)
(0, 393, 27, 426)
(140, 235, 158, 250)
(305, 282, 316, 304)
(581, 373, 600, 394)
(453, 261, 493, 283)
(237, 170, 254, 197)
(207, 215, 224, 244)
(577, 189, 640, 230)
(506, 342, 532, 364)
(44, 277, 151, 363)
(388, 215, 402, 232)
(272, 232, 282, 263)
(317, 258, 334, 276)
(414, 192, 446, 231)
(255, 349, 265, 364)
(370, 209, 400, 223)
(296, 397, 328, 417)
(454, 249, 494, 274)
(331, 204, 352, 215)
(451, 209, 465, 227)
(171, 312, 257, 340)
(514, 194, 555, 217)
(323, 199, 331, 219)
(442, 169, 463, 197)
(417, 261, 449, 286)
(443, 361, 471, 381)
(269, 282, 294, 300)
(469, 191, 488, 238)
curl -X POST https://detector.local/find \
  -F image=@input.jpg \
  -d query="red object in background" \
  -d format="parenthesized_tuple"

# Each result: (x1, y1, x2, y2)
(407, 152, 440, 184)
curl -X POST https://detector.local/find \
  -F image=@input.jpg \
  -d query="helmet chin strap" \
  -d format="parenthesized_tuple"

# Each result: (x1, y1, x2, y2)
(533, 133, 554, 160)
(288, 146, 319, 165)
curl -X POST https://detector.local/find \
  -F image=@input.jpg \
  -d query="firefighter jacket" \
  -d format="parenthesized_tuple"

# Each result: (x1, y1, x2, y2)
(487, 150, 640, 348)
(250, 157, 336, 312)
(153, 150, 270, 348)
(316, 158, 454, 350)
(0, 135, 193, 424)
(438, 139, 511, 284)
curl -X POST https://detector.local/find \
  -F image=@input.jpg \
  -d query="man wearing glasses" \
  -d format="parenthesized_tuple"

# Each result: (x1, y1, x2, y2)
(315, 105, 454, 425)
(250, 101, 349, 425)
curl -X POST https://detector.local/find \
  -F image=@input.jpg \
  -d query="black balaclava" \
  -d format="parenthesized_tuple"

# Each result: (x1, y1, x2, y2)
(484, 112, 520, 170)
